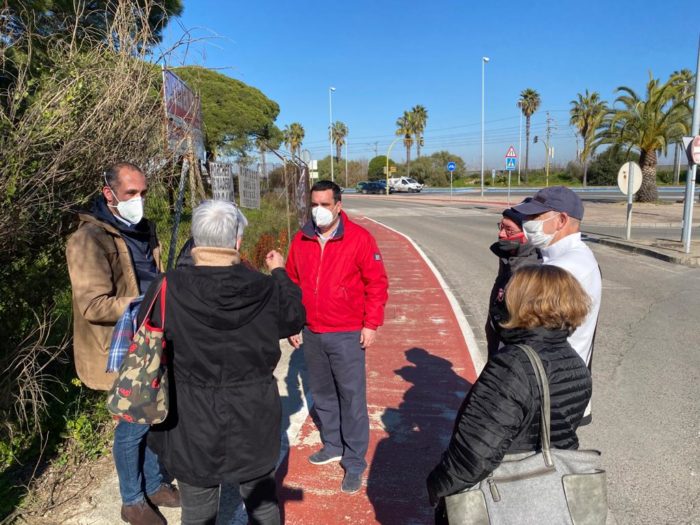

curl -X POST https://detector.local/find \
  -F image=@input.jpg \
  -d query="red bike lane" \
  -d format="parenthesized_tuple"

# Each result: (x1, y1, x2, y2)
(277, 216, 479, 524)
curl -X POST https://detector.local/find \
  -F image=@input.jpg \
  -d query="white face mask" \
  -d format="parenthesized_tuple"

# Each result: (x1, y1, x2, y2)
(107, 190, 144, 225)
(312, 205, 336, 228)
(523, 214, 559, 248)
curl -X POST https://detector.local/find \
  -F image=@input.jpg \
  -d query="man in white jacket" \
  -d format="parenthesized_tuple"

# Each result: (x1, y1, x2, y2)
(513, 186, 601, 424)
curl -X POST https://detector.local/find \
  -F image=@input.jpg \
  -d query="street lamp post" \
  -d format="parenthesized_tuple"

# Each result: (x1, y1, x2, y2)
(385, 136, 402, 195)
(518, 110, 522, 185)
(329, 86, 336, 182)
(481, 56, 489, 198)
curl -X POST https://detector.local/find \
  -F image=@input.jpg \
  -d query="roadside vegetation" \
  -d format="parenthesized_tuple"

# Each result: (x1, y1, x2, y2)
(0, 2, 297, 521)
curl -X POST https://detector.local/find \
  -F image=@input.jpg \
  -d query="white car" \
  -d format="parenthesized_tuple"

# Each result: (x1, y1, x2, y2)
(388, 176, 424, 193)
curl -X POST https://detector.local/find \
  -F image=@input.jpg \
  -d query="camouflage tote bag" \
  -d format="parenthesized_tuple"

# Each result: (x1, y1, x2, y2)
(445, 344, 607, 525)
(107, 278, 169, 424)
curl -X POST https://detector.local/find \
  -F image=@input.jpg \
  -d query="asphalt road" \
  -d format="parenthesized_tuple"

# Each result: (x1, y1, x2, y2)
(347, 186, 700, 203)
(344, 196, 700, 525)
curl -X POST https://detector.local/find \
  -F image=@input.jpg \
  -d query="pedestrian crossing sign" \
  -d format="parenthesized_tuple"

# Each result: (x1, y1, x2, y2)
(506, 157, 517, 171)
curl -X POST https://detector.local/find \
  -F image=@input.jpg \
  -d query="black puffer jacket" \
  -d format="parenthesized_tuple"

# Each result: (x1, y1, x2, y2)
(427, 327, 591, 503)
(143, 264, 305, 487)
(485, 241, 541, 356)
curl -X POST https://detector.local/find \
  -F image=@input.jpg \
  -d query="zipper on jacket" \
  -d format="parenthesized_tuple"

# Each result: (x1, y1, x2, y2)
(314, 241, 325, 295)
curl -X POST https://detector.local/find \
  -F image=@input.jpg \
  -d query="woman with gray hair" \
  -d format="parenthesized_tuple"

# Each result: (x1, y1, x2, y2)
(140, 200, 305, 525)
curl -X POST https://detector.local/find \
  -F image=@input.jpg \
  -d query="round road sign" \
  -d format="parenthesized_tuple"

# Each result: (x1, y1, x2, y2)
(692, 136, 700, 165)
(447, 161, 456, 172)
(617, 162, 642, 196)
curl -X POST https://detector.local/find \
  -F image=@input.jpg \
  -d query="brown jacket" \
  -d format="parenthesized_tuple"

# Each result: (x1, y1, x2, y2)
(66, 213, 162, 390)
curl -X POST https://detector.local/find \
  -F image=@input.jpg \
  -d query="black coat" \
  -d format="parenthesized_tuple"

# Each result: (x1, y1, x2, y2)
(427, 327, 592, 504)
(142, 264, 305, 486)
(485, 241, 541, 356)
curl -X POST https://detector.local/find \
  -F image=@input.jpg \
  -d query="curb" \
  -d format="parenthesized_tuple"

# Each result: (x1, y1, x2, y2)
(584, 235, 700, 268)
(584, 222, 700, 229)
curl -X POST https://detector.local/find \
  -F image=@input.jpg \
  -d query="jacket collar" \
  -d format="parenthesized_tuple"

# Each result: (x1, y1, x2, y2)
(500, 326, 571, 346)
(191, 246, 241, 266)
(489, 240, 538, 260)
(301, 210, 347, 240)
(541, 232, 582, 263)
(78, 211, 121, 236)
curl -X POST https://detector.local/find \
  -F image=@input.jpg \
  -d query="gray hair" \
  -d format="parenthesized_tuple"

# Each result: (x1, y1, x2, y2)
(191, 200, 248, 249)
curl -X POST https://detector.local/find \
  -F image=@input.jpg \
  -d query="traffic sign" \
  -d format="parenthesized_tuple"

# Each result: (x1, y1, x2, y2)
(682, 136, 700, 165)
(505, 157, 517, 171)
(505, 145, 517, 158)
(447, 161, 456, 172)
(617, 162, 642, 195)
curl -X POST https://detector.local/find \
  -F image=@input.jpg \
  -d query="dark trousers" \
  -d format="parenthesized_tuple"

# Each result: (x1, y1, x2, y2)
(179, 471, 279, 525)
(302, 328, 369, 474)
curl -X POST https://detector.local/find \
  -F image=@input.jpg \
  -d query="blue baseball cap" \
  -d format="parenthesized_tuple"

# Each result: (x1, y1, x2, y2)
(512, 186, 584, 220)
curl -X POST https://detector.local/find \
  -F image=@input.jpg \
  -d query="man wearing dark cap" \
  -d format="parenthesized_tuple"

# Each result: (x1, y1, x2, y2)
(485, 201, 542, 356)
(513, 186, 601, 422)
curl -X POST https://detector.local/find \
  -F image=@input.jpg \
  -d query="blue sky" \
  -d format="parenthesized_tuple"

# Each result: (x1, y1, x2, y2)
(157, 0, 698, 170)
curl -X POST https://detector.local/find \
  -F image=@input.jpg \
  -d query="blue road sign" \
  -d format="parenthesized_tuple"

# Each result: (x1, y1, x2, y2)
(505, 157, 517, 171)
(447, 161, 456, 172)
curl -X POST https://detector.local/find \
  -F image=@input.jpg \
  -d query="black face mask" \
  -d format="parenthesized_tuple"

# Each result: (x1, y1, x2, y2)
(497, 239, 522, 252)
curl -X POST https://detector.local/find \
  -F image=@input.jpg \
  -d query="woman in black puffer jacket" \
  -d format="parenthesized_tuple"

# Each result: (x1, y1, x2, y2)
(427, 264, 592, 519)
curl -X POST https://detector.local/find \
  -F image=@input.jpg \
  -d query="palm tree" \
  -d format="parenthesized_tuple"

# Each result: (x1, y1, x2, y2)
(517, 88, 541, 183)
(669, 69, 694, 184)
(570, 90, 607, 187)
(330, 121, 349, 161)
(254, 124, 283, 180)
(283, 122, 305, 157)
(396, 111, 416, 177)
(411, 105, 428, 158)
(604, 73, 691, 202)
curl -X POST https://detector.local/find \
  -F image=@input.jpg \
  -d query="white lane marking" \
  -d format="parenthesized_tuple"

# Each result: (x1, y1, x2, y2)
(363, 217, 486, 376)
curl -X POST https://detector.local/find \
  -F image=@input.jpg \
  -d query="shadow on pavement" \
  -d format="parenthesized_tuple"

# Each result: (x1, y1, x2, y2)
(367, 347, 472, 524)
(275, 346, 308, 523)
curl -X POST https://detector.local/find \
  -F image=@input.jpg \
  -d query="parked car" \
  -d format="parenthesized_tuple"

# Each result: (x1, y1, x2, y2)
(388, 176, 423, 192)
(358, 181, 389, 194)
(356, 181, 371, 192)
(356, 181, 393, 194)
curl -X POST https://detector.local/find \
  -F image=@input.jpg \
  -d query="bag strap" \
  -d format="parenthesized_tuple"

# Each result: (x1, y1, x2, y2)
(159, 277, 167, 328)
(514, 344, 553, 468)
(136, 277, 166, 330)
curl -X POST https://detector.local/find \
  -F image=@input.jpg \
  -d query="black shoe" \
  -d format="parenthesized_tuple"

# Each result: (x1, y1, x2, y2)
(308, 449, 342, 465)
(341, 472, 362, 494)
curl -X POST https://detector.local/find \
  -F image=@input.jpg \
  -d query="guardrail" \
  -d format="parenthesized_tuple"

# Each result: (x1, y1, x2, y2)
(344, 186, 699, 196)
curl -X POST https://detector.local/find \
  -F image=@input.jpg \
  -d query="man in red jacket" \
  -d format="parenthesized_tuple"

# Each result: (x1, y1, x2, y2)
(286, 180, 388, 494)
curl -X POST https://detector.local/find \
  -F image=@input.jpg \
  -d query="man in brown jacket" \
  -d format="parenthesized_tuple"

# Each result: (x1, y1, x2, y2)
(66, 162, 178, 525)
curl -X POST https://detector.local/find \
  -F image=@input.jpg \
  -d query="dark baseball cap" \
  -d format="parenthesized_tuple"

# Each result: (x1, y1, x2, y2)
(501, 198, 531, 228)
(512, 186, 584, 220)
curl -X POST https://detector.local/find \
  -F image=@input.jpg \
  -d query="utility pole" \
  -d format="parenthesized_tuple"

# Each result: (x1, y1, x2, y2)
(544, 112, 556, 187)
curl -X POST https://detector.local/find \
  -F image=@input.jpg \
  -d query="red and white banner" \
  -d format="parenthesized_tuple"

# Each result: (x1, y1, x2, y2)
(162, 69, 206, 161)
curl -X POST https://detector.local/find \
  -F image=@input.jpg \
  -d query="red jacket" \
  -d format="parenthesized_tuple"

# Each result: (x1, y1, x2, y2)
(286, 212, 388, 333)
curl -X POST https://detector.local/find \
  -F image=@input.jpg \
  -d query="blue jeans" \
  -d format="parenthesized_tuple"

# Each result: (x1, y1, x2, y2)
(113, 420, 163, 505)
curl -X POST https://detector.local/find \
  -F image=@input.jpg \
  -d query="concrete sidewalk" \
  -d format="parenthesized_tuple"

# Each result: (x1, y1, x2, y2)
(279, 217, 479, 524)
(346, 194, 700, 268)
